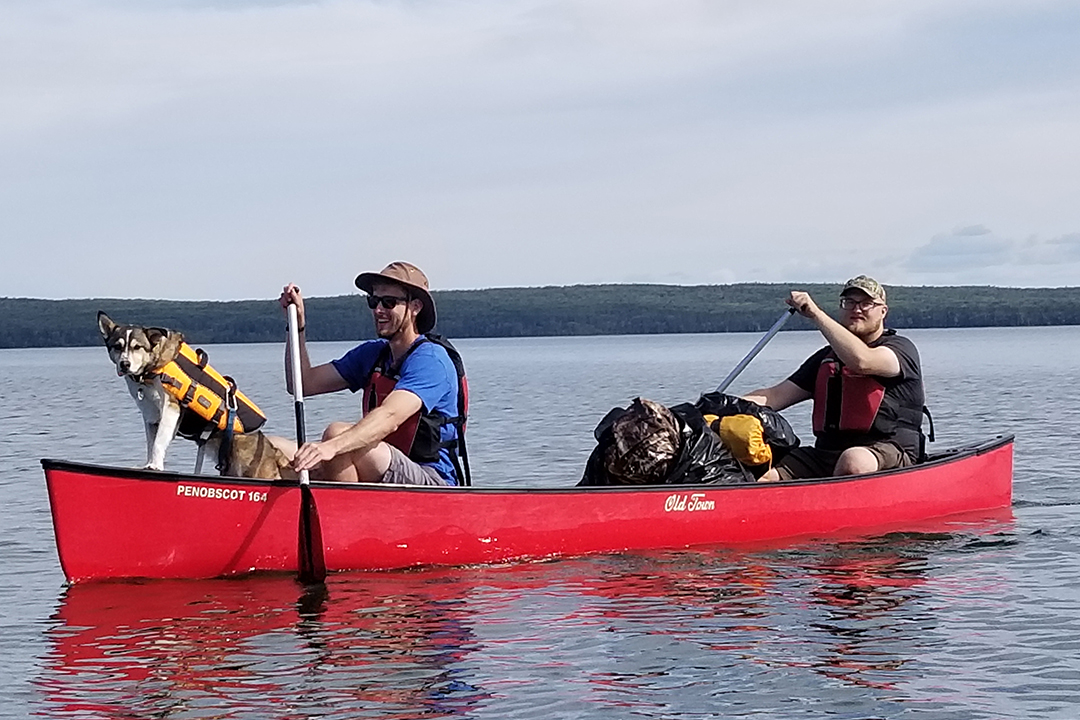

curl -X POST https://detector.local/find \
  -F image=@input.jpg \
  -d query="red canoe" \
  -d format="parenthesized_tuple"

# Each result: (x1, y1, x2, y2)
(42, 435, 1014, 583)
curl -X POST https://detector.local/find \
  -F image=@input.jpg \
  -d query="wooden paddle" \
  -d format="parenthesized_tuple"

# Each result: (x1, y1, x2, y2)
(715, 308, 796, 393)
(288, 302, 326, 584)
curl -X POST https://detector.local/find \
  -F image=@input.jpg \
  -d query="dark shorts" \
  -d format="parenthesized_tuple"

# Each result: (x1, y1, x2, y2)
(774, 441, 914, 481)
(382, 445, 448, 486)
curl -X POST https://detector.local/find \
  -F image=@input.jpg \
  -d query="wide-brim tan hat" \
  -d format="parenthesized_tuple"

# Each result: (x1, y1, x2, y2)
(354, 261, 437, 334)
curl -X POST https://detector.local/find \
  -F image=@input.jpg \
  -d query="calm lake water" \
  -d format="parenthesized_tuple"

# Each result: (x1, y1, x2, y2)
(2, 328, 1079, 719)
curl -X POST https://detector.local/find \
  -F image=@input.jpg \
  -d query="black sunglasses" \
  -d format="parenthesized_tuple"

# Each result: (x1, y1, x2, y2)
(365, 294, 410, 310)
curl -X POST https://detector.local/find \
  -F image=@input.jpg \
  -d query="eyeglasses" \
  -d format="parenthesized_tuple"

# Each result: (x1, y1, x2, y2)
(839, 297, 884, 312)
(365, 294, 410, 310)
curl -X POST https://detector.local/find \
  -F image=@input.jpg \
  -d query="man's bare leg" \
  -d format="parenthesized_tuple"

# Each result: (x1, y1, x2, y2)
(267, 435, 297, 459)
(833, 446, 880, 476)
(757, 467, 781, 482)
(318, 421, 393, 482)
(266, 424, 393, 482)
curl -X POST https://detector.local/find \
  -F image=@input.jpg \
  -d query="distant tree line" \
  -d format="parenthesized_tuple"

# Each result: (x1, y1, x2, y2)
(2, 283, 1079, 349)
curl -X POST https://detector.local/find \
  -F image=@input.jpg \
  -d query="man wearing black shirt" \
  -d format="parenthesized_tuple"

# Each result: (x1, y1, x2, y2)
(743, 276, 925, 481)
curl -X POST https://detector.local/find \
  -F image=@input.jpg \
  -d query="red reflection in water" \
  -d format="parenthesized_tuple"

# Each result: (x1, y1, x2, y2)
(798, 509, 1014, 690)
(39, 572, 491, 719)
(37, 509, 1013, 716)
(559, 509, 1014, 696)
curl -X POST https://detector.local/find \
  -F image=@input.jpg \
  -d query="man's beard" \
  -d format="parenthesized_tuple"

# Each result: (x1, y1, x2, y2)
(375, 315, 402, 339)
(847, 317, 883, 341)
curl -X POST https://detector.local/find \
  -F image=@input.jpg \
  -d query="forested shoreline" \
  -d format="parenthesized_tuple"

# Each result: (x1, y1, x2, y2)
(2, 283, 1079, 349)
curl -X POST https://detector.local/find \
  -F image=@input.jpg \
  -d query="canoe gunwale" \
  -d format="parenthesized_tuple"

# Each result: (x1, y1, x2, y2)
(41, 434, 1014, 494)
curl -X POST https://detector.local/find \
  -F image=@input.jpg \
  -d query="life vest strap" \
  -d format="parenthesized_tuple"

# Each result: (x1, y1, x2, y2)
(217, 377, 239, 474)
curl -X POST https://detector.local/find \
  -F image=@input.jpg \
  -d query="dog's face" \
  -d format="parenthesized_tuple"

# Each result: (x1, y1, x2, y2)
(97, 311, 181, 378)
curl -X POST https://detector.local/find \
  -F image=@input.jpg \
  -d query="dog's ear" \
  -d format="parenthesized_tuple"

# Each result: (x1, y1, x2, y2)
(148, 328, 185, 369)
(150, 327, 185, 349)
(97, 311, 117, 341)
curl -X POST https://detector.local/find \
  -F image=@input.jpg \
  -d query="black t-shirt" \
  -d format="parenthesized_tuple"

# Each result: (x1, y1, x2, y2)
(788, 330, 925, 456)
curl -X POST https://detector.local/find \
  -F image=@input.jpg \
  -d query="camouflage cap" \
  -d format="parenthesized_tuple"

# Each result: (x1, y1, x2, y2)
(840, 275, 886, 304)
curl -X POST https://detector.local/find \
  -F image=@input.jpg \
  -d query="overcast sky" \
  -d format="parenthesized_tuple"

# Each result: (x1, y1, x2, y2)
(2, 0, 1079, 300)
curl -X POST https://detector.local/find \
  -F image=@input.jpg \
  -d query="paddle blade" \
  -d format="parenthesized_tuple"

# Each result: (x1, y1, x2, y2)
(297, 485, 326, 584)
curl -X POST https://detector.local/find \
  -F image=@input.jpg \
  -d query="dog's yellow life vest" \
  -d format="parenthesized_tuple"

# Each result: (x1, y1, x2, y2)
(157, 343, 267, 434)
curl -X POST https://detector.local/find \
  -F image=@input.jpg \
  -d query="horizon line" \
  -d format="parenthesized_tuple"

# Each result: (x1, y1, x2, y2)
(5, 281, 1080, 304)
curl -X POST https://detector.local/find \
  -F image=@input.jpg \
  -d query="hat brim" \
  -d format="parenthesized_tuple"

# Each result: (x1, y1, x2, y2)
(354, 272, 437, 334)
(839, 286, 885, 304)
(840, 286, 873, 297)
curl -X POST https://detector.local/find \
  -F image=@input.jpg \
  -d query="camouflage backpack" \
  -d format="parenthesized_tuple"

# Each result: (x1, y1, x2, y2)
(603, 398, 683, 485)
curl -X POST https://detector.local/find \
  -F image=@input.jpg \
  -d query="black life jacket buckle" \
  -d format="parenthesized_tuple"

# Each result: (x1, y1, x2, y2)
(217, 376, 240, 474)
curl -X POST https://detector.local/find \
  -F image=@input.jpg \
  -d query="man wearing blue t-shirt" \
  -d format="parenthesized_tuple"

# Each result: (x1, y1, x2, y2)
(273, 262, 461, 486)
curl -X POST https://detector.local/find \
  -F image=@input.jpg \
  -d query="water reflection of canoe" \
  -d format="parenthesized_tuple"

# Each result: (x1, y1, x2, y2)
(43, 573, 488, 717)
(41, 435, 1013, 583)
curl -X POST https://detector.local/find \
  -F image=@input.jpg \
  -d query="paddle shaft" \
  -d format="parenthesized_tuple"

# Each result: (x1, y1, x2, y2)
(288, 302, 325, 584)
(286, 304, 309, 485)
(715, 308, 796, 394)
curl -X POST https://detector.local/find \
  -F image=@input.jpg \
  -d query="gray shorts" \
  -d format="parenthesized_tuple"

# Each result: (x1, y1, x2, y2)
(774, 441, 914, 481)
(382, 445, 449, 486)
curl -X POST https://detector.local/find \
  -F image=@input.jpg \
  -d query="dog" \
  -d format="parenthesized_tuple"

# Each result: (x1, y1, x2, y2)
(98, 311, 296, 479)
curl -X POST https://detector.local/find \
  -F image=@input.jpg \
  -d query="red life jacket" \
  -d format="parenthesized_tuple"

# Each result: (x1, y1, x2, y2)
(362, 335, 471, 485)
(810, 352, 925, 447)
(811, 356, 886, 435)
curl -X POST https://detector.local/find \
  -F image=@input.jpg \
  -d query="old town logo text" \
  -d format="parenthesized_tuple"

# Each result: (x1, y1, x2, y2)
(664, 493, 715, 512)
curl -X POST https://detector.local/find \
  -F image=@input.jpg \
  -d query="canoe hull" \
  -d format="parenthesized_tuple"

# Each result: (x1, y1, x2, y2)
(43, 436, 1014, 583)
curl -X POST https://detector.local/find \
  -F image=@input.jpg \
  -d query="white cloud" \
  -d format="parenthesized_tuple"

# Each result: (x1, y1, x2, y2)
(904, 228, 1013, 272)
(892, 227, 1080, 286)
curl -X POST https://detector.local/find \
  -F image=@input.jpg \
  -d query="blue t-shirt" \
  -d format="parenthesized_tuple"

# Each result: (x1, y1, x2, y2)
(331, 338, 459, 484)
